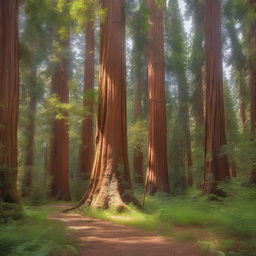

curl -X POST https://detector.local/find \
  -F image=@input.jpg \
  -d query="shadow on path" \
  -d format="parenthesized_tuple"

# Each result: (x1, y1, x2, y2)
(50, 205, 210, 256)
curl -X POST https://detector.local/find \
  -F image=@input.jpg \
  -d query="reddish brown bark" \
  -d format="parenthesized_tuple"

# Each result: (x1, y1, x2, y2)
(21, 65, 37, 197)
(145, 0, 169, 195)
(250, 0, 256, 183)
(76, 0, 139, 210)
(79, 24, 95, 178)
(48, 38, 71, 201)
(204, 0, 230, 194)
(0, 0, 20, 203)
(133, 73, 144, 184)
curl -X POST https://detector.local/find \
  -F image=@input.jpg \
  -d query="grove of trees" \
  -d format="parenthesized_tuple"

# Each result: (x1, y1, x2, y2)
(1, 0, 256, 254)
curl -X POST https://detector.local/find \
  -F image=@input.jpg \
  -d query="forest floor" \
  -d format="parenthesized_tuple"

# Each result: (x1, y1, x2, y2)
(50, 205, 211, 256)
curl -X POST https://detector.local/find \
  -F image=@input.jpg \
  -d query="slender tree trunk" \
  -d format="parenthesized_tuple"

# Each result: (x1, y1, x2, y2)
(191, 2, 205, 187)
(225, 13, 248, 131)
(238, 73, 247, 130)
(76, 0, 139, 210)
(133, 72, 144, 184)
(0, 0, 20, 203)
(186, 133, 193, 186)
(204, 0, 230, 194)
(48, 37, 71, 201)
(145, 0, 169, 195)
(194, 71, 204, 126)
(250, 0, 256, 184)
(79, 23, 95, 179)
(21, 65, 37, 197)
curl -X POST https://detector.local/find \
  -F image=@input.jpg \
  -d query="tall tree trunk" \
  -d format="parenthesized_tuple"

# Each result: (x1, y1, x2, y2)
(48, 37, 71, 201)
(133, 71, 144, 184)
(194, 70, 204, 127)
(250, 0, 256, 184)
(79, 23, 95, 179)
(204, 0, 230, 194)
(21, 65, 37, 197)
(145, 0, 169, 195)
(75, 0, 139, 210)
(225, 7, 248, 131)
(238, 73, 247, 130)
(0, 0, 20, 203)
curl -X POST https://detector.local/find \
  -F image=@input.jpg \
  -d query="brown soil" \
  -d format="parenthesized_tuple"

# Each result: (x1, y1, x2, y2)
(50, 205, 212, 256)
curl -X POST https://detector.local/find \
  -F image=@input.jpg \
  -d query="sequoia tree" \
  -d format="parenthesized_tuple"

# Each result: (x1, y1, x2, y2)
(0, 0, 20, 203)
(48, 3, 71, 200)
(225, 0, 248, 131)
(189, 0, 205, 186)
(167, 0, 193, 188)
(21, 63, 37, 197)
(73, 0, 139, 210)
(79, 23, 95, 178)
(204, 0, 230, 194)
(132, 2, 147, 184)
(145, 0, 169, 194)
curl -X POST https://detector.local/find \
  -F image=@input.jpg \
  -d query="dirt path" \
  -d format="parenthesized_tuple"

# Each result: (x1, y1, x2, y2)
(50, 205, 211, 256)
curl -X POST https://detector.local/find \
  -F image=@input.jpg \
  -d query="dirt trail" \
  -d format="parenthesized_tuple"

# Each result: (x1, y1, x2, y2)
(50, 205, 211, 256)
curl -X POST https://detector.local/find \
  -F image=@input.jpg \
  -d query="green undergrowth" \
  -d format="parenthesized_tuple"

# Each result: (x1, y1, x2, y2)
(78, 181, 256, 256)
(0, 205, 78, 256)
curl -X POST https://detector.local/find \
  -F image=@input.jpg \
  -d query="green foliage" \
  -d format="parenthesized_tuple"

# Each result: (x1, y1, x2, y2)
(0, 203, 24, 223)
(70, 0, 105, 32)
(128, 120, 147, 152)
(0, 206, 78, 256)
(155, 0, 165, 9)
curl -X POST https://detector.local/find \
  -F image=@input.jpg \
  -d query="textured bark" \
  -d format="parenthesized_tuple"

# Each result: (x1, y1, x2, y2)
(204, 0, 230, 194)
(79, 24, 95, 178)
(76, 0, 139, 210)
(133, 73, 144, 184)
(192, 3, 205, 127)
(250, 0, 256, 183)
(48, 37, 71, 201)
(145, 0, 169, 195)
(21, 65, 37, 197)
(225, 12, 248, 131)
(0, 0, 20, 203)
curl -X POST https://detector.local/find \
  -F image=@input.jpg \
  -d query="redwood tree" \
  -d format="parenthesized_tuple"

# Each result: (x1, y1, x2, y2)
(21, 64, 37, 197)
(75, 0, 139, 210)
(204, 0, 230, 194)
(145, 0, 169, 194)
(133, 68, 144, 184)
(48, 5, 71, 200)
(0, 0, 20, 203)
(167, 0, 193, 188)
(132, 3, 146, 184)
(79, 23, 95, 178)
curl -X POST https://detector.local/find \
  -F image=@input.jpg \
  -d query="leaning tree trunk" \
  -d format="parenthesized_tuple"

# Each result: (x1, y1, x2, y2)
(145, 0, 169, 195)
(75, 0, 139, 210)
(48, 37, 71, 201)
(0, 0, 20, 203)
(133, 69, 144, 184)
(204, 0, 230, 194)
(79, 23, 95, 179)
(21, 65, 37, 197)
(250, 0, 256, 184)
